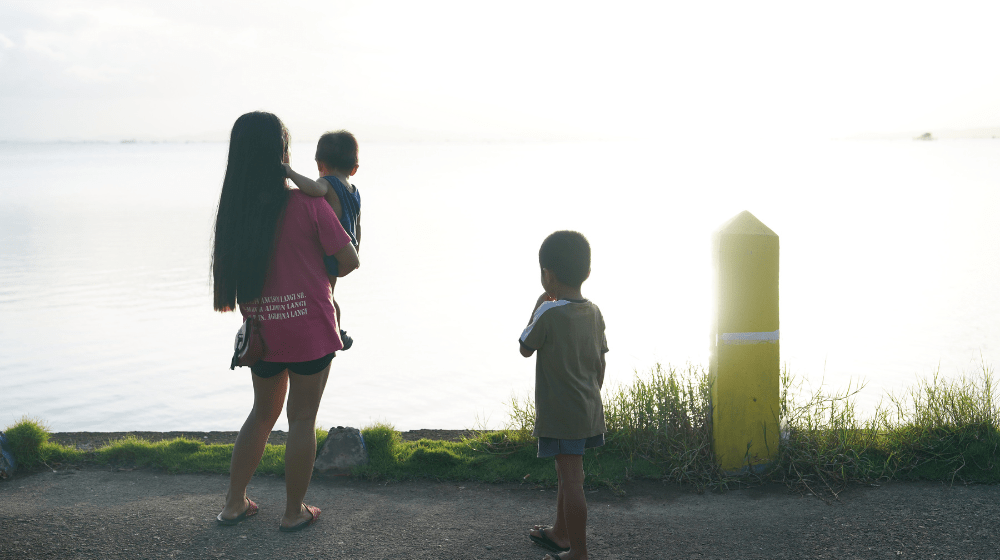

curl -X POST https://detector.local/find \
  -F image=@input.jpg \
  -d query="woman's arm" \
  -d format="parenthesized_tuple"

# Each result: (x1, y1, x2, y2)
(332, 243, 360, 277)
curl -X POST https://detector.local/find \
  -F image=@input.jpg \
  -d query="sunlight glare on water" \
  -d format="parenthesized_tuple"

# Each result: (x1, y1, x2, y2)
(0, 138, 997, 431)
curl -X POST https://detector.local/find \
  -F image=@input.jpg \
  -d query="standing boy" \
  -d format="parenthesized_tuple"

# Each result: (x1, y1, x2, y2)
(283, 130, 362, 349)
(519, 230, 607, 560)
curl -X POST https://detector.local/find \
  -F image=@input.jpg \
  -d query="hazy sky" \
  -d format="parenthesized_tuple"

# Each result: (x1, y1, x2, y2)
(2, 0, 999, 141)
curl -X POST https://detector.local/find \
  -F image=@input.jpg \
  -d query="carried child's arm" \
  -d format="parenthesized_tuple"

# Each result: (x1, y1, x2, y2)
(283, 163, 327, 196)
(283, 164, 344, 219)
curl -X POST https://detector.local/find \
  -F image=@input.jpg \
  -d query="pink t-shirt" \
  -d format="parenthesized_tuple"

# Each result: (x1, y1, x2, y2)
(239, 190, 352, 362)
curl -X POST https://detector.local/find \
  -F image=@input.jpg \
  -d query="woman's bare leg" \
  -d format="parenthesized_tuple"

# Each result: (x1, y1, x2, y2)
(280, 364, 331, 528)
(220, 371, 288, 519)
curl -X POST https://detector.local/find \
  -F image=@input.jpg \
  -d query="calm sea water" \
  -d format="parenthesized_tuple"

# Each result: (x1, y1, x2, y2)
(1, 138, 997, 431)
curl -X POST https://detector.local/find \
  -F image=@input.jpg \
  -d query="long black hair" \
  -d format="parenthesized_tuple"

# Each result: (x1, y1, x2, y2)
(212, 111, 290, 312)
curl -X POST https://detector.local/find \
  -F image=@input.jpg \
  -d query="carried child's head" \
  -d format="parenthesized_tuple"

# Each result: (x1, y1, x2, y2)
(315, 130, 359, 176)
(538, 230, 591, 290)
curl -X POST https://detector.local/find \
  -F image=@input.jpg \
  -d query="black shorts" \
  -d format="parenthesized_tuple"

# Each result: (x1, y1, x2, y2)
(251, 352, 335, 379)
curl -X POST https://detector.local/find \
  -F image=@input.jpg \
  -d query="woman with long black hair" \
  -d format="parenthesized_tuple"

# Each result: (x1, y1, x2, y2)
(212, 111, 359, 531)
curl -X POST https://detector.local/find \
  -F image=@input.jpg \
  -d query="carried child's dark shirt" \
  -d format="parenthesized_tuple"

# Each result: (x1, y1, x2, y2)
(322, 177, 361, 276)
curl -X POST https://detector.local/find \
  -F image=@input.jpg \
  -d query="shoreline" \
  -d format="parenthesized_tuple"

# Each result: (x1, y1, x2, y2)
(48, 429, 471, 450)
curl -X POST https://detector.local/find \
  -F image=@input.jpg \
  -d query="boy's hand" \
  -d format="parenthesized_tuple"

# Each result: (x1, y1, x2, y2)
(527, 292, 556, 325)
(535, 292, 556, 308)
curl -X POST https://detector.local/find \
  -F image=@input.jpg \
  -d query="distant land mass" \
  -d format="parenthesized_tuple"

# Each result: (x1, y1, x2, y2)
(0, 122, 604, 144)
(847, 127, 1000, 140)
(7, 125, 1000, 144)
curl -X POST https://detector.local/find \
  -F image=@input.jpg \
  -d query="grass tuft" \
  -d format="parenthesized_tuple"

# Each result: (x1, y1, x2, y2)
(777, 361, 999, 497)
(603, 363, 720, 490)
(4, 417, 55, 470)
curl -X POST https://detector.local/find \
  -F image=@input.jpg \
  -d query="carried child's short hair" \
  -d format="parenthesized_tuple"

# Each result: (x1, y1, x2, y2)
(315, 130, 358, 172)
(539, 230, 591, 288)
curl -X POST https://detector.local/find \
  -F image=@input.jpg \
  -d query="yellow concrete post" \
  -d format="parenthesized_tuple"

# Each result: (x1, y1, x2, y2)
(709, 210, 779, 473)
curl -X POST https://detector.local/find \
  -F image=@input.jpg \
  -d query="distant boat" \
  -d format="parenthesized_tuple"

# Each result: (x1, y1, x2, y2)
(914, 132, 934, 141)
(120, 139, 137, 144)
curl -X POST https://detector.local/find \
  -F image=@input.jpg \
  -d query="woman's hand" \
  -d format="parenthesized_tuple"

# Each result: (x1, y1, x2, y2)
(332, 243, 360, 277)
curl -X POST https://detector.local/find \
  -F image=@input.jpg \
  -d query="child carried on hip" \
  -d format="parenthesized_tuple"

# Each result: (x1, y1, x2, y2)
(283, 130, 362, 350)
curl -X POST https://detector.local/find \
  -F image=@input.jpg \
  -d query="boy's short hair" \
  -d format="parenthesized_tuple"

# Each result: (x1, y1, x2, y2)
(539, 230, 591, 288)
(315, 130, 358, 172)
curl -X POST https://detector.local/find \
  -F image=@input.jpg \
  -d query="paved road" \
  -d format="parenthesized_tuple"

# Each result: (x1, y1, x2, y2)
(1, 468, 997, 559)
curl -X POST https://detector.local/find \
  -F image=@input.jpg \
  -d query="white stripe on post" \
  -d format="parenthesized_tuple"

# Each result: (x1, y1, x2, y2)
(719, 330, 780, 345)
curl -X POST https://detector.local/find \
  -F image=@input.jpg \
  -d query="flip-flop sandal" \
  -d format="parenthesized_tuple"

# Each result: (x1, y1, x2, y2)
(529, 527, 569, 552)
(216, 499, 259, 526)
(279, 504, 321, 532)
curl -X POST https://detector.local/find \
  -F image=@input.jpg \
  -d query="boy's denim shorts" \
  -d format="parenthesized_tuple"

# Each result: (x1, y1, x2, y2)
(537, 434, 605, 458)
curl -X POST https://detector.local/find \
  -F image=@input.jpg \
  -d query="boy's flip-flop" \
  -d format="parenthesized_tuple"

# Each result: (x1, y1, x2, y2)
(216, 499, 259, 526)
(279, 504, 321, 532)
(529, 527, 569, 552)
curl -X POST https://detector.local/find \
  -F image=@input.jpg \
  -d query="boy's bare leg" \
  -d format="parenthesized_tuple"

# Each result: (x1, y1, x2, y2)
(329, 274, 352, 351)
(220, 371, 288, 520)
(328, 274, 341, 324)
(280, 365, 331, 529)
(555, 464, 567, 536)
(549, 454, 588, 560)
(529, 457, 576, 554)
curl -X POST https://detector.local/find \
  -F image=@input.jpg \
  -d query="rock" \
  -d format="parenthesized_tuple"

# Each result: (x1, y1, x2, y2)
(314, 427, 368, 475)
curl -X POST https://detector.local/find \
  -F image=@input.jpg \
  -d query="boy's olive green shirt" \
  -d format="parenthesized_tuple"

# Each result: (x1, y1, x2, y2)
(519, 299, 608, 440)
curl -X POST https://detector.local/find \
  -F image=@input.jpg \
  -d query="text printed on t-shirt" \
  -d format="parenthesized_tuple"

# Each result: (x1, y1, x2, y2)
(241, 292, 309, 321)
